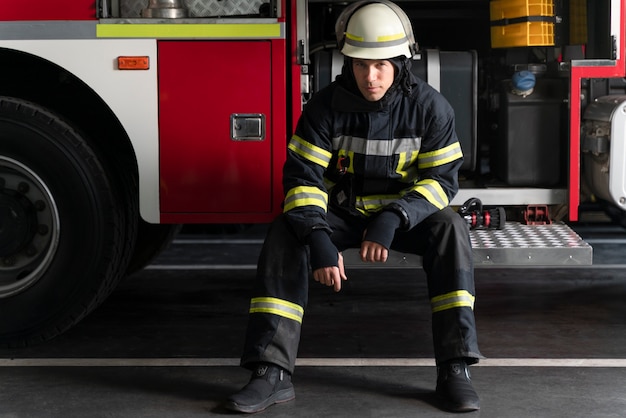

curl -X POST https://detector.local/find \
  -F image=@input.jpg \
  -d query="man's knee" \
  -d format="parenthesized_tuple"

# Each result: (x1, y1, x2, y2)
(429, 208, 468, 232)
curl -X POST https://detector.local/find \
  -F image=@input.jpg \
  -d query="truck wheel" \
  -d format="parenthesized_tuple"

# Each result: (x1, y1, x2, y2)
(125, 221, 181, 276)
(0, 97, 127, 347)
(600, 199, 626, 229)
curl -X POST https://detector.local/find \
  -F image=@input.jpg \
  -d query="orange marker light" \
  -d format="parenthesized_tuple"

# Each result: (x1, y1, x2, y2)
(117, 56, 150, 70)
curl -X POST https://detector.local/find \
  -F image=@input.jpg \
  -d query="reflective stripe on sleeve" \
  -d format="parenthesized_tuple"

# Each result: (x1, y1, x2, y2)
(417, 142, 463, 169)
(288, 135, 332, 168)
(431, 290, 475, 313)
(283, 186, 328, 212)
(410, 179, 449, 210)
(249, 297, 304, 323)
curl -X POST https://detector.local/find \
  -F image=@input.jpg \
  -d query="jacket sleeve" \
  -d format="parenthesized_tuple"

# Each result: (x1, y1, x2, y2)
(389, 100, 462, 230)
(282, 95, 335, 243)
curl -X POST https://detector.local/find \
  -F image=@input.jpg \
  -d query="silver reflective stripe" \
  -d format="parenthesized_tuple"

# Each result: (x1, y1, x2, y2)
(356, 195, 400, 213)
(344, 36, 408, 49)
(417, 142, 463, 169)
(249, 297, 304, 323)
(412, 180, 448, 209)
(332, 136, 421, 156)
(0, 21, 97, 40)
(283, 185, 328, 212)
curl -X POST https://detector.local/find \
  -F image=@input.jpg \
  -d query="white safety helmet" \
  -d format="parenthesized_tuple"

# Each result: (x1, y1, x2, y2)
(336, 1, 418, 60)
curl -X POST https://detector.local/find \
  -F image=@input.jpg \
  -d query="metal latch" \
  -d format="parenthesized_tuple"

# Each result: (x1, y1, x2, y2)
(230, 114, 265, 141)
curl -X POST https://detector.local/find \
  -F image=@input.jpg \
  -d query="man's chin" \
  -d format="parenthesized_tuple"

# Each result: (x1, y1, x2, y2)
(362, 93, 383, 102)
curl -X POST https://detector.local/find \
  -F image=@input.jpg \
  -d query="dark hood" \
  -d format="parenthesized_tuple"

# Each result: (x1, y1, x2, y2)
(332, 56, 416, 112)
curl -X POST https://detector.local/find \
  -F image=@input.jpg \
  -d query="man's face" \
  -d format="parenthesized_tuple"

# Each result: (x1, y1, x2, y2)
(351, 58, 396, 102)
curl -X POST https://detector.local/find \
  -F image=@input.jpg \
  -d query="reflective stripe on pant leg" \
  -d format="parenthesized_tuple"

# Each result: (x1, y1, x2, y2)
(419, 208, 483, 363)
(243, 296, 305, 374)
(431, 290, 475, 313)
(249, 297, 304, 323)
(241, 215, 309, 374)
(431, 301, 483, 364)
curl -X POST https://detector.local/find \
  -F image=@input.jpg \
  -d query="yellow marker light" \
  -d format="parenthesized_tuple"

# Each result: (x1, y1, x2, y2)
(117, 56, 150, 70)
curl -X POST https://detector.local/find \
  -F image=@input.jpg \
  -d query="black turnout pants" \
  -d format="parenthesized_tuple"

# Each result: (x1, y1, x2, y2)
(241, 207, 482, 374)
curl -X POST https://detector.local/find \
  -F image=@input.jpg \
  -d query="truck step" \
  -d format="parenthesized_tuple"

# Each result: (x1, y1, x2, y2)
(342, 222, 592, 268)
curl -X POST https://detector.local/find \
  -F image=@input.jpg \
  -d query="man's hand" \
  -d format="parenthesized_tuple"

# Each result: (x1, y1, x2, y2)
(360, 240, 389, 263)
(313, 252, 348, 292)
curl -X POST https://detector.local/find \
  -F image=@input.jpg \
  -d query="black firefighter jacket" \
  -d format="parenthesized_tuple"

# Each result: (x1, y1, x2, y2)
(282, 67, 463, 245)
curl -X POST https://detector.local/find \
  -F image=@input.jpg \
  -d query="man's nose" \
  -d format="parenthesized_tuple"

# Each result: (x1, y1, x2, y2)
(366, 67, 377, 81)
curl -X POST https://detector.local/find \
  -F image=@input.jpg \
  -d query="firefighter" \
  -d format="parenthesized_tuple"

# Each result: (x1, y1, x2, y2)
(225, 0, 483, 413)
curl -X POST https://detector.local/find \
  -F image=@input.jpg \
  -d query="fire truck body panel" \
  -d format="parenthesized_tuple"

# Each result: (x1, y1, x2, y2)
(0, 37, 161, 223)
(97, 20, 289, 224)
(157, 39, 281, 222)
(0, 17, 290, 224)
(567, 0, 626, 220)
(582, 95, 626, 210)
(0, 0, 97, 21)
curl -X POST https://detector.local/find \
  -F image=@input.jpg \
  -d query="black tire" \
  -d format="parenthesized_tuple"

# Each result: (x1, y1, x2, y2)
(600, 199, 626, 229)
(0, 97, 128, 347)
(125, 221, 181, 276)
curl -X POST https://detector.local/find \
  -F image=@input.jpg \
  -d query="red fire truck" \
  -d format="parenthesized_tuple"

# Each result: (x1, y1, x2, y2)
(0, 0, 624, 346)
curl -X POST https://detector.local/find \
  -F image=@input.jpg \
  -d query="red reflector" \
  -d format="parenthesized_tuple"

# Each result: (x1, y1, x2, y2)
(117, 56, 150, 70)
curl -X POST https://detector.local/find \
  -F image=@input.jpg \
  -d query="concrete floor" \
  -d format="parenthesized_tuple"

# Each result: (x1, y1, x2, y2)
(1, 223, 626, 417)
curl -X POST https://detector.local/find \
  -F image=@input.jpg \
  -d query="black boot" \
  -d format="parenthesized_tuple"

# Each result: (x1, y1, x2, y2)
(225, 363, 295, 413)
(436, 359, 480, 412)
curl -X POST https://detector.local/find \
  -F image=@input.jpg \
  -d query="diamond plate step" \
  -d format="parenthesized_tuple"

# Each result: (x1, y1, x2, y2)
(343, 222, 592, 268)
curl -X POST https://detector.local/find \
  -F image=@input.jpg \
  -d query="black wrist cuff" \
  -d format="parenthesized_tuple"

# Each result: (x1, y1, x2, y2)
(306, 230, 338, 270)
(364, 211, 402, 249)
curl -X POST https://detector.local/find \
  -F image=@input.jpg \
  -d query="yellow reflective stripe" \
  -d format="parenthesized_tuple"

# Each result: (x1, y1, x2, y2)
(345, 32, 364, 42)
(355, 194, 401, 215)
(431, 290, 475, 313)
(288, 135, 332, 168)
(249, 297, 304, 323)
(378, 32, 406, 42)
(395, 150, 419, 182)
(410, 179, 448, 210)
(96, 23, 283, 39)
(283, 186, 328, 212)
(417, 142, 463, 169)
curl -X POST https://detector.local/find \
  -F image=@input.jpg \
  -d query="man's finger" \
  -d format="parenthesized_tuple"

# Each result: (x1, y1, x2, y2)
(338, 252, 348, 281)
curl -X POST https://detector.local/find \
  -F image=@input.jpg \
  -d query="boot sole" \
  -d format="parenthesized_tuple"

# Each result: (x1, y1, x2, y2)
(224, 387, 295, 414)
(438, 394, 480, 413)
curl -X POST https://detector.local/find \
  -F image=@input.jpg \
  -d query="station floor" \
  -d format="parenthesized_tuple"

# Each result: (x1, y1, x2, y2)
(1, 223, 626, 417)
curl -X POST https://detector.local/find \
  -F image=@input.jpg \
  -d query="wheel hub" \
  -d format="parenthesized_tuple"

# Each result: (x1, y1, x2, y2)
(0, 156, 60, 298)
(0, 189, 37, 257)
